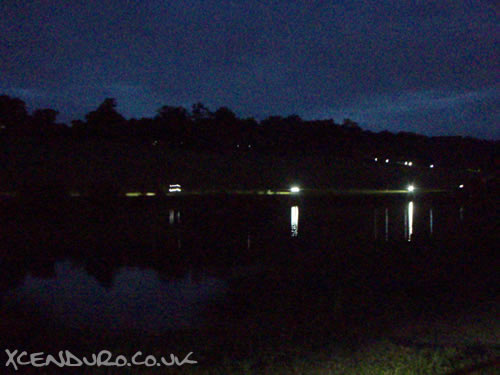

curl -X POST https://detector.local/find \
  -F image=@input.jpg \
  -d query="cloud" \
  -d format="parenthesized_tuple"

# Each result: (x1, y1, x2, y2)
(313, 87, 499, 138)
(0, 1, 497, 137)
(356, 87, 498, 116)
(0, 87, 49, 100)
(313, 87, 497, 118)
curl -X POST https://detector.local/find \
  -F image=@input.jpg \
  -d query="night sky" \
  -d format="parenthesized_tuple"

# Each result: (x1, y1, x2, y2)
(1, 0, 498, 139)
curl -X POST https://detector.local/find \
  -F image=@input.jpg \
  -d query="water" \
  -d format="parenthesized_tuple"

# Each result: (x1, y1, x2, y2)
(0, 195, 493, 340)
(4, 261, 226, 333)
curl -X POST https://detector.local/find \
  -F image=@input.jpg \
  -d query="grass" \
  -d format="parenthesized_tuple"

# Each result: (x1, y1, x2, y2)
(8, 339, 497, 374)
(4, 294, 498, 374)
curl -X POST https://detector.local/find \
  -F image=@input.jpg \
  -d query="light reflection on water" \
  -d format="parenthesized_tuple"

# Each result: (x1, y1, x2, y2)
(385, 207, 389, 241)
(368, 201, 454, 242)
(161, 201, 452, 243)
(408, 201, 414, 242)
(291, 206, 299, 237)
(403, 201, 414, 242)
(430, 208, 433, 235)
(0, 199, 470, 334)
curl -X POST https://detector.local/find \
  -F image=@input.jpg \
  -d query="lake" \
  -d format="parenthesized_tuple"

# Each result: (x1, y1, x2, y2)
(0, 194, 496, 349)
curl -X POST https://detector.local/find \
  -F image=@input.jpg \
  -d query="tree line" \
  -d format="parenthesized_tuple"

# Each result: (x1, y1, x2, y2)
(0, 94, 497, 171)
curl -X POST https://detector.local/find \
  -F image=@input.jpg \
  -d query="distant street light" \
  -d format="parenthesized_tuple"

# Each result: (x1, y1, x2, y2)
(290, 186, 300, 193)
(407, 185, 415, 192)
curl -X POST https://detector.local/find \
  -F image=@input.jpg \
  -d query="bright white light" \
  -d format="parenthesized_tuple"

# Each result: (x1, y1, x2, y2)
(404, 161, 408, 166)
(459, 184, 464, 189)
(407, 185, 415, 192)
(430, 164, 434, 168)
(290, 186, 300, 193)
(408, 161, 413, 166)
(169, 184, 182, 193)
(385, 159, 390, 163)
(374, 157, 378, 162)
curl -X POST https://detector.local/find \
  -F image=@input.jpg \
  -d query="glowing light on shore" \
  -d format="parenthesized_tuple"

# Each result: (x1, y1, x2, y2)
(429, 164, 434, 168)
(290, 186, 300, 193)
(169, 184, 182, 192)
(385, 159, 390, 163)
(407, 185, 415, 192)
(125, 192, 142, 197)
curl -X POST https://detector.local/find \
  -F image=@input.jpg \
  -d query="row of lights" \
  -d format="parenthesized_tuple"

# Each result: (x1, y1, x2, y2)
(290, 185, 418, 193)
(121, 183, 463, 197)
(127, 182, 466, 196)
(374, 157, 435, 169)
(292, 184, 461, 193)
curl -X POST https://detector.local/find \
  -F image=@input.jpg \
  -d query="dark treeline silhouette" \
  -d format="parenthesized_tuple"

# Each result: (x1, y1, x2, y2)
(1, 94, 498, 172)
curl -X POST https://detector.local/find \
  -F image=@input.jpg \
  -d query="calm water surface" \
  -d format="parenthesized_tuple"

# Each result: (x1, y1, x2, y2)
(0, 196, 485, 335)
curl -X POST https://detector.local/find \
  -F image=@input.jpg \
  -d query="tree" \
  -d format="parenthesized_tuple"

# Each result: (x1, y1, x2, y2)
(214, 106, 237, 123)
(154, 105, 190, 143)
(29, 108, 68, 137)
(0, 95, 28, 133)
(156, 105, 188, 123)
(191, 102, 213, 122)
(84, 98, 126, 137)
(342, 118, 361, 131)
(32, 108, 58, 125)
(214, 107, 240, 147)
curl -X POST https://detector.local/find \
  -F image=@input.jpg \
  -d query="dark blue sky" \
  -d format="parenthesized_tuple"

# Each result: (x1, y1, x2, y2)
(1, 0, 498, 139)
